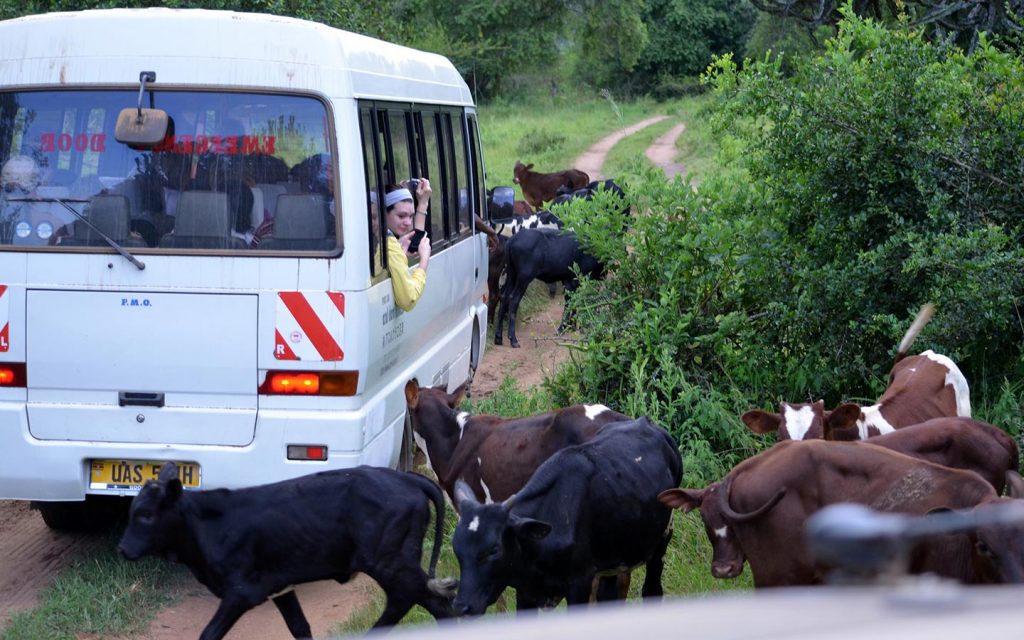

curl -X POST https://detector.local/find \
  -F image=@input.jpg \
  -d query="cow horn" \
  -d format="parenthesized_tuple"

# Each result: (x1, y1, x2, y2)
(717, 475, 786, 523)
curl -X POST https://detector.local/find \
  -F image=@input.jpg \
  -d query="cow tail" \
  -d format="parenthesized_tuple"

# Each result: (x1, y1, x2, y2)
(717, 475, 786, 523)
(417, 475, 458, 597)
(895, 303, 935, 364)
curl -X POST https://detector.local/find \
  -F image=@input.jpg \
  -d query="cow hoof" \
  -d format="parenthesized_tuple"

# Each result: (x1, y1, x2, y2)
(494, 336, 503, 346)
(510, 341, 520, 349)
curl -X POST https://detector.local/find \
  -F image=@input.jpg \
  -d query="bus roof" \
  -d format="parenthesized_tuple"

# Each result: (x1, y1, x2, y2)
(0, 8, 474, 106)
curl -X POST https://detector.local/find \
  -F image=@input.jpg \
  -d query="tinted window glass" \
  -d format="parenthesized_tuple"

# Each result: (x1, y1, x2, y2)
(0, 90, 336, 252)
(361, 108, 385, 276)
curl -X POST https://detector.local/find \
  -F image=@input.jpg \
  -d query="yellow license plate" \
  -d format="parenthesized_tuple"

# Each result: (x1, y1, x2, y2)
(89, 459, 201, 491)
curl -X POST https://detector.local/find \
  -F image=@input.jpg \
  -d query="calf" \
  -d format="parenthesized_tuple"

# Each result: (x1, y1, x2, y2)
(493, 228, 603, 348)
(513, 160, 590, 209)
(404, 379, 630, 506)
(661, 440, 1024, 587)
(452, 418, 682, 614)
(118, 463, 455, 639)
(486, 233, 507, 323)
(661, 417, 1019, 581)
(743, 305, 971, 440)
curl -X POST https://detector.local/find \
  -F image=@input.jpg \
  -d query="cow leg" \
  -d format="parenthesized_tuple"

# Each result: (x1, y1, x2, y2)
(199, 596, 252, 640)
(494, 267, 516, 345)
(505, 282, 531, 349)
(547, 282, 557, 298)
(556, 280, 578, 335)
(566, 574, 596, 606)
(271, 590, 313, 639)
(594, 575, 620, 602)
(641, 527, 673, 599)
(514, 588, 543, 615)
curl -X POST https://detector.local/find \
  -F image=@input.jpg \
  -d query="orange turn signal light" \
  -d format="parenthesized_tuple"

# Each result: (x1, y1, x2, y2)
(0, 363, 26, 387)
(259, 370, 358, 396)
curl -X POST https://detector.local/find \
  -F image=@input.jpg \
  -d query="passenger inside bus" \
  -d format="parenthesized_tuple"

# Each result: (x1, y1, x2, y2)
(384, 179, 432, 311)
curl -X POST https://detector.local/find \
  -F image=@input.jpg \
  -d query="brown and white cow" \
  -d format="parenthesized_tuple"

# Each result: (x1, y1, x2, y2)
(661, 439, 1024, 587)
(742, 349, 971, 441)
(662, 417, 1019, 582)
(513, 161, 590, 209)
(403, 380, 631, 506)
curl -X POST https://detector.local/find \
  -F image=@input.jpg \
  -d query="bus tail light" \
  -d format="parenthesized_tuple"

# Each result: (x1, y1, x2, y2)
(0, 363, 26, 387)
(259, 371, 358, 396)
(287, 444, 328, 461)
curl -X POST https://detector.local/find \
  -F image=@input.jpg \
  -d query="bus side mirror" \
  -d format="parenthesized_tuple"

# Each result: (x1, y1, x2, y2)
(487, 186, 514, 225)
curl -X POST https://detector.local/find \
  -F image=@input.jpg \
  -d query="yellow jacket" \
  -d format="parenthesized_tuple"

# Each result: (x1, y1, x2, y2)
(387, 234, 427, 311)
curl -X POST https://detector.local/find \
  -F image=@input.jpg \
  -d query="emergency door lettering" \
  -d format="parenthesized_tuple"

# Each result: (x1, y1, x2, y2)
(40, 132, 107, 153)
(275, 292, 345, 361)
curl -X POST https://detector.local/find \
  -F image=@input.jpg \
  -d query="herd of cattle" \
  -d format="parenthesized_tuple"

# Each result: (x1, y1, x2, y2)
(113, 167, 1024, 639)
(488, 161, 627, 348)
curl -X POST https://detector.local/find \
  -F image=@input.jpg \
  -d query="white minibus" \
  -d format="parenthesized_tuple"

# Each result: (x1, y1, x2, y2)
(0, 8, 505, 529)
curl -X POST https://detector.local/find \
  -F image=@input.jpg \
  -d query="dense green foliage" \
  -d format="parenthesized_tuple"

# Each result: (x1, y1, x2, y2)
(551, 13, 1024, 482)
(632, 0, 757, 93)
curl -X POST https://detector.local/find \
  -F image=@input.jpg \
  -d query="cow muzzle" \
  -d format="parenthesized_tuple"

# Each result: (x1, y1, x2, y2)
(712, 561, 744, 579)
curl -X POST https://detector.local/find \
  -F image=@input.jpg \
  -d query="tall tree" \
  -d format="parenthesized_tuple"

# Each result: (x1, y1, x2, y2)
(749, 0, 1024, 50)
(632, 0, 756, 90)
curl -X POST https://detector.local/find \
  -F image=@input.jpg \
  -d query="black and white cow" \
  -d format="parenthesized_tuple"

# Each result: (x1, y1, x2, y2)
(118, 463, 456, 639)
(451, 417, 682, 615)
(510, 210, 563, 235)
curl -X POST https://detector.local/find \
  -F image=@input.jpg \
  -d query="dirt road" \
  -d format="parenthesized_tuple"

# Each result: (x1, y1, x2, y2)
(0, 113, 687, 638)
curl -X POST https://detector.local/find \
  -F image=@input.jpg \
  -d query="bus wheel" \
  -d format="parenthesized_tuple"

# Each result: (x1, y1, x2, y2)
(32, 496, 129, 532)
(398, 410, 415, 473)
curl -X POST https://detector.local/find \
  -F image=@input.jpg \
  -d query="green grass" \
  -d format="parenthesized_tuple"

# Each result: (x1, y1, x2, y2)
(1, 535, 191, 640)
(479, 93, 669, 199)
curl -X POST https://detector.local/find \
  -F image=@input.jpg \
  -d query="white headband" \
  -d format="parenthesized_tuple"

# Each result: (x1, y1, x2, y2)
(384, 188, 413, 209)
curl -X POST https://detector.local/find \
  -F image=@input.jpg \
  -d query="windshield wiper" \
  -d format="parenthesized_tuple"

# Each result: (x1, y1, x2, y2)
(6, 196, 145, 270)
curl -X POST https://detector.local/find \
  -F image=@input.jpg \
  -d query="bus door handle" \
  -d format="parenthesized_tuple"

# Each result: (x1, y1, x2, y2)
(119, 391, 165, 408)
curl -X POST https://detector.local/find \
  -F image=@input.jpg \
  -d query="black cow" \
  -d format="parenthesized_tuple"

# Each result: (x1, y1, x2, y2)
(451, 417, 682, 615)
(494, 228, 604, 348)
(118, 463, 456, 640)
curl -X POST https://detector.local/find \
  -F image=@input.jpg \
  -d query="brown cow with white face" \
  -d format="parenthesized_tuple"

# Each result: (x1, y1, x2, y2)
(743, 351, 971, 441)
(663, 440, 1024, 587)
(404, 381, 631, 506)
(663, 417, 1019, 583)
(743, 305, 971, 441)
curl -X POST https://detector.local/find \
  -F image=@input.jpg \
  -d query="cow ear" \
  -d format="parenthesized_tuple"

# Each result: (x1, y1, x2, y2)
(511, 515, 551, 542)
(658, 488, 703, 513)
(826, 403, 861, 433)
(449, 383, 467, 408)
(742, 410, 780, 434)
(525, 163, 534, 171)
(162, 477, 183, 504)
(404, 379, 420, 409)
(157, 462, 179, 483)
(454, 479, 479, 510)
(1006, 471, 1024, 499)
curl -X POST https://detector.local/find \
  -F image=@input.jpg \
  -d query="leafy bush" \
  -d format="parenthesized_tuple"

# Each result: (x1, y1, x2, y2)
(704, 11, 1024, 407)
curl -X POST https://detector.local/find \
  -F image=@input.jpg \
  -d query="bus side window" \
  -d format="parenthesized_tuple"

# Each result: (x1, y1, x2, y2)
(361, 106, 385, 277)
(467, 114, 486, 222)
(419, 111, 446, 243)
(452, 113, 471, 235)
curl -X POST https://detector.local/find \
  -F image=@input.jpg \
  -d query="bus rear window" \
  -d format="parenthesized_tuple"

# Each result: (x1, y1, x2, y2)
(0, 89, 338, 253)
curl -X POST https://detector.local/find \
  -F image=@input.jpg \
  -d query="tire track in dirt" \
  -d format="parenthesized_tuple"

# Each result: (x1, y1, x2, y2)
(645, 123, 687, 178)
(573, 115, 669, 180)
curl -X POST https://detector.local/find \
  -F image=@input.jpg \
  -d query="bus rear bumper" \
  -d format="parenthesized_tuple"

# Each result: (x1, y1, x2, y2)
(0, 400, 403, 501)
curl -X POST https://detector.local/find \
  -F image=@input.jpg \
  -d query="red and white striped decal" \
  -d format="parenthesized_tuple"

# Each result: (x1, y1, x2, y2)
(274, 292, 345, 361)
(0, 285, 8, 353)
